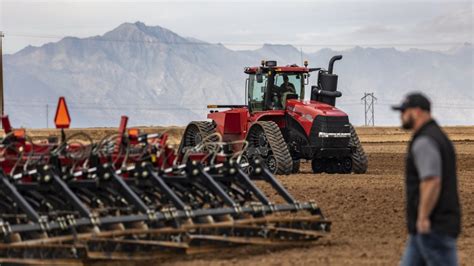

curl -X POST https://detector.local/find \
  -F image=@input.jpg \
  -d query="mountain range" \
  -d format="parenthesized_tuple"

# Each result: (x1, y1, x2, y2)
(4, 21, 473, 128)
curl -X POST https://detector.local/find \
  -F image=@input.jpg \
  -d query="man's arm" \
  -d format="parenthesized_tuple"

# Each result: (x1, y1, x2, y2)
(418, 176, 441, 233)
(412, 136, 442, 233)
(289, 83, 296, 93)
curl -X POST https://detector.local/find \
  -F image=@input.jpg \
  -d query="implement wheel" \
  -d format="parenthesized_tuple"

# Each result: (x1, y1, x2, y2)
(178, 121, 218, 155)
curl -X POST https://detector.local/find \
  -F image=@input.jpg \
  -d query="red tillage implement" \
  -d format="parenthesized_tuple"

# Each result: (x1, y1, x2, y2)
(0, 98, 330, 264)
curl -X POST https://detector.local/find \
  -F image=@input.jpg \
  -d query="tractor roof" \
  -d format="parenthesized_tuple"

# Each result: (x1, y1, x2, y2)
(244, 65, 309, 74)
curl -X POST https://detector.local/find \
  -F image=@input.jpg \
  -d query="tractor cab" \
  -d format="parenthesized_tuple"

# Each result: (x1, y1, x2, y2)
(245, 61, 313, 112)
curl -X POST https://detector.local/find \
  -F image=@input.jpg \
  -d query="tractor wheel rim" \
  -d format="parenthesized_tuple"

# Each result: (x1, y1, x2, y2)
(343, 157, 352, 172)
(194, 134, 202, 145)
(258, 132, 268, 147)
(266, 155, 277, 173)
(239, 155, 250, 174)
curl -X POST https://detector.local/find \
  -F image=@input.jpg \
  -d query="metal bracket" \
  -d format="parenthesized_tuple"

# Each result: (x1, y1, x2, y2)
(162, 207, 178, 220)
(268, 202, 276, 213)
(66, 214, 77, 228)
(89, 213, 100, 226)
(57, 216, 67, 230)
(183, 206, 194, 219)
(293, 201, 302, 211)
(233, 204, 242, 214)
(250, 202, 264, 214)
(146, 209, 157, 221)
(0, 220, 12, 236)
(39, 216, 50, 232)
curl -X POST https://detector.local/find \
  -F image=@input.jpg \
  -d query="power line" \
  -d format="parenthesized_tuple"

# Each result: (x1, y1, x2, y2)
(6, 99, 213, 106)
(4, 103, 210, 111)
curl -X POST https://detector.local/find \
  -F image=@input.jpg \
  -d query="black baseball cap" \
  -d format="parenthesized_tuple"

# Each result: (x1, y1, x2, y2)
(392, 93, 431, 112)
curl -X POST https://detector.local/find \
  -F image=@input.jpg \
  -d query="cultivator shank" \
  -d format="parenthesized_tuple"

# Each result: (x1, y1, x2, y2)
(0, 112, 330, 264)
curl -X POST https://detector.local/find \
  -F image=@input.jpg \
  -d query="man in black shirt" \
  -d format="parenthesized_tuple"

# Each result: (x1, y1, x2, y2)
(271, 74, 296, 109)
(392, 93, 461, 266)
(280, 74, 295, 93)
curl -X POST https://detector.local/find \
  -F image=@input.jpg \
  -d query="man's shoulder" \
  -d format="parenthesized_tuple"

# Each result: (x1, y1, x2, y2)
(411, 135, 441, 160)
(411, 136, 442, 179)
(412, 135, 437, 150)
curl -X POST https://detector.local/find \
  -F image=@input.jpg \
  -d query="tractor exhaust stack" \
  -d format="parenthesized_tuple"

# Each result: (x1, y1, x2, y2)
(328, 55, 342, 74)
(312, 55, 343, 106)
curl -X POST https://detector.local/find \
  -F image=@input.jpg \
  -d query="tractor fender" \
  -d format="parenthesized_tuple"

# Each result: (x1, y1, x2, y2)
(249, 110, 286, 128)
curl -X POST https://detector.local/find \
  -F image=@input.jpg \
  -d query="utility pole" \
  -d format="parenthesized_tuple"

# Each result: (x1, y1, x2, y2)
(361, 92, 377, 126)
(46, 104, 49, 128)
(300, 47, 303, 66)
(0, 31, 4, 123)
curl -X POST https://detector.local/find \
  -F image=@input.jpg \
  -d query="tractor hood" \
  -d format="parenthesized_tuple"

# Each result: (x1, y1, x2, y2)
(285, 99, 349, 136)
(286, 99, 348, 119)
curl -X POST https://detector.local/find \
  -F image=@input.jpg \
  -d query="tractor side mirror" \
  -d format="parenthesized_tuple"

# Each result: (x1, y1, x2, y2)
(256, 73, 263, 83)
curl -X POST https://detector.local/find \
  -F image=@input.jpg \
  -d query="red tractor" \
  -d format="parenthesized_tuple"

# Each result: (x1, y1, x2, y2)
(179, 55, 368, 175)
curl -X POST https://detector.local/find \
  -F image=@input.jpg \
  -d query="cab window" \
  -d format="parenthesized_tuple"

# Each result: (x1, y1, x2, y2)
(274, 73, 303, 99)
(248, 73, 267, 112)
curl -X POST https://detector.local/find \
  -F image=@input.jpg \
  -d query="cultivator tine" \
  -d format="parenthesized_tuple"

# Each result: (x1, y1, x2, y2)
(138, 162, 191, 214)
(97, 163, 154, 218)
(0, 171, 43, 225)
(39, 166, 94, 220)
(251, 160, 299, 205)
(234, 165, 272, 206)
(189, 162, 239, 209)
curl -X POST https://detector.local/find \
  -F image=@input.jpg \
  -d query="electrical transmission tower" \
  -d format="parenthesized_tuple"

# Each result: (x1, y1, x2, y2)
(361, 92, 377, 126)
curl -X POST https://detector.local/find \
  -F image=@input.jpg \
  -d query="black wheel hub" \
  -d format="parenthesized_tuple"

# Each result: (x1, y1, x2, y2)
(342, 157, 352, 173)
(184, 125, 201, 147)
(258, 133, 268, 147)
(265, 155, 277, 174)
(248, 127, 270, 158)
(193, 134, 202, 145)
(239, 154, 251, 174)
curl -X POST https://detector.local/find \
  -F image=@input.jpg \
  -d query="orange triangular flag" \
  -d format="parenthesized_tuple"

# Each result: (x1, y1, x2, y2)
(54, 97, 71, 129)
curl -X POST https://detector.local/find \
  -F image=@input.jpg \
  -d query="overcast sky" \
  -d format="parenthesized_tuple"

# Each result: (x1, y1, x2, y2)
(0, 0, 472, 54)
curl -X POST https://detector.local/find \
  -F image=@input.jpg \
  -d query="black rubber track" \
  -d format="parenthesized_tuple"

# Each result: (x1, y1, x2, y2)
(178, 121, 218, 155)
(246, 121, 293, 175)
(349, 124, 368, 174)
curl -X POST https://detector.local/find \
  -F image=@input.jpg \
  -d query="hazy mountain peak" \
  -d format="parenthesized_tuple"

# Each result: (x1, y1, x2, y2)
(14, 45, 37, 56)
(259, 43, 300, 53)
(102, 21, 188, 44)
